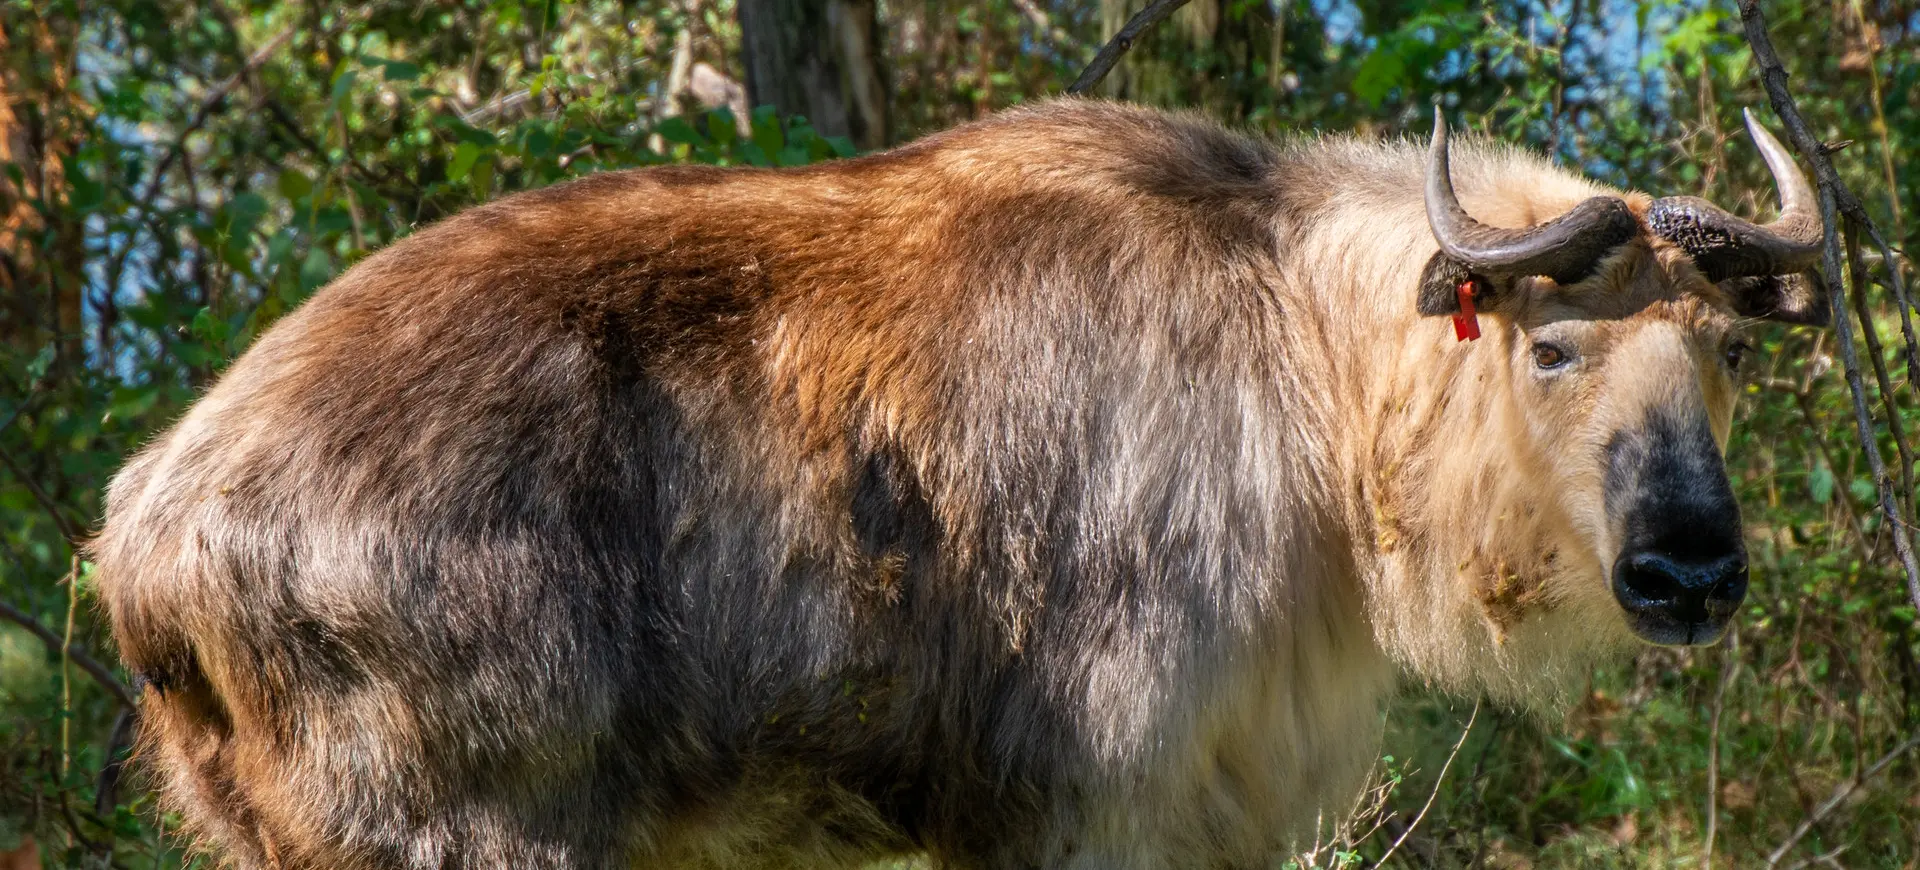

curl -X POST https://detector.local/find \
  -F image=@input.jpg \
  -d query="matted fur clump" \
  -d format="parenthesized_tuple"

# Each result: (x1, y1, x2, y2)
(92, 99, 1791, 868)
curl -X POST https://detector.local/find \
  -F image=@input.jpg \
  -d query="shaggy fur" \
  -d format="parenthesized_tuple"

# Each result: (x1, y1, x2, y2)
(91, 99, 1803, 869)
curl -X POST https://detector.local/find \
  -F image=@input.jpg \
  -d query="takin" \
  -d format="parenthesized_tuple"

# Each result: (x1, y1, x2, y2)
(92, 100, 1827, 869)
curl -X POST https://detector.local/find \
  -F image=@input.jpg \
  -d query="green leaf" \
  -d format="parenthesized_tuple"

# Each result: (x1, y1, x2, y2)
(331, 67, 360, 107)
(471, 157, 496, 197)
(751, 106, 784, 160)
(25, 344, 54, 380)
(776, 146, 810, 167)
(299, 247, 335, 293)
(266, 228, 295, 266)
(217, 192, 270, 268)
(311, 206, 355, 236)
(227, 192, 269, 228)
(707, 108, 739, 147)
(189, 306, 229, 343)
(653, 117, 706, 147)
(1848, 478, 1878, 504)
(380, 59, 421, 81)
(436, 116, 500, 146)
(1809, 462, 1835, 504)
(107, 386, 160, 421)
(447, 141, 481, 182)
(64, 159, 103, 210)
(524, 126, 554, 158)
(1352, 49, 1406, 107)
(277, 169, 313, 202)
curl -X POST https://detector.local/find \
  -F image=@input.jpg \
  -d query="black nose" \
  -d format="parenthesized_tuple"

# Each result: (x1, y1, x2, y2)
(1611, 550, 1748, 645)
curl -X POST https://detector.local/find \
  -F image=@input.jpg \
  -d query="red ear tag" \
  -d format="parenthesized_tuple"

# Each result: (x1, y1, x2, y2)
(1452, 279, 1482, 342)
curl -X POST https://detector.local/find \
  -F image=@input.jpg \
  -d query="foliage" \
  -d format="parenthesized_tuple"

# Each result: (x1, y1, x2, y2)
(1, 0, 1916, 866)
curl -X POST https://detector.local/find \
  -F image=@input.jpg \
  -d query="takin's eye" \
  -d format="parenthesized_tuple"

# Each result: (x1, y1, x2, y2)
(1531, 342, 1571, 370)
(1724, 340, 1753, 373)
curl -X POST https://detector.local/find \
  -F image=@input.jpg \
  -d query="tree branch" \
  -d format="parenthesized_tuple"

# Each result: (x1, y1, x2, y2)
(102, 27, 297, 318)
(1737, 0, 1920, 616)
(1701, 627, 1738, 869)
(140, 28, 296, 211)
(1764, 730, 1920, 866)
(1843, 225, 1916, 516)
(94, 706, 137, 818)
(0, 598, 135, 708)
(0, 440, 86, 544)
(1065, 0, 1193, 95)
(1369, 700, 1479, 869)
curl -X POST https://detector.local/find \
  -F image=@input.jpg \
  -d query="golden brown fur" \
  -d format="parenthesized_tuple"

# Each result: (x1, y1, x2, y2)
(93, 100, 1777, 868)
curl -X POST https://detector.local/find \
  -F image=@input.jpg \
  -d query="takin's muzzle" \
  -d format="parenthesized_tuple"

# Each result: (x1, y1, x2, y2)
(1604, 410, 1750, 646)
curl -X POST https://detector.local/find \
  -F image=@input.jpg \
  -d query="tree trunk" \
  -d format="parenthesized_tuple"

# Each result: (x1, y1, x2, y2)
(738, 0, 890, 150)
(0, 8, 83, 366)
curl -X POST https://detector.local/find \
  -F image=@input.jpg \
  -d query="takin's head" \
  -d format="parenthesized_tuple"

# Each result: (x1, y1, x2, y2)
(1412, 108, 1825, 652)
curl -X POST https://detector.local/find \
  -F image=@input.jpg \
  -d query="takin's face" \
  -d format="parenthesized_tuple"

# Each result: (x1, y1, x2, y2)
(1419, 108, 1828, 648)
(1503, 248, 1819, 647)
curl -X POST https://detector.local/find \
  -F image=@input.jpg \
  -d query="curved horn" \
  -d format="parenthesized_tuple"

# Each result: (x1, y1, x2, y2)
(1645, 108, 1823, 282)
(1425, 107, 1637, 285)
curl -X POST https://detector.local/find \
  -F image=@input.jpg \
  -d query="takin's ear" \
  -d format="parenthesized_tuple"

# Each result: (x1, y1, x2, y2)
(1416, 252, 1471, 316)
(1416, 251, 1512, 316)
(1725, 271, 1830, 327)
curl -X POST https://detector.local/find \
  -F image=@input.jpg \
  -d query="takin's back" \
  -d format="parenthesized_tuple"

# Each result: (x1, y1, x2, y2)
(94, 100, 1469, 868)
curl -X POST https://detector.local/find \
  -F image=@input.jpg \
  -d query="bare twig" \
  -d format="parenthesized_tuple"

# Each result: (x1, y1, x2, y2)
(335, 114, 368, 252)
(1764, 730, 1920, 866)
(138, 28, 296, 213)
(0, 599, 135, 709)
(56, 790, 100, 853)
(1463, 713, 1505, 869)
(101, 27, 297, 319)
(1701, 627, 1738, 869)
(1296, 746, 1405, 866)
(1782, 844, 1851, 870)
(1065, 0, 1194, 95)
(1737, 0, 1920, 615)
(94, 707, 136, 818)
(1370, 701, 1479, 869)
(1856, 222, 1920, 492)
(1843, 226, 1916, 511)
(460, 59, 654, 125)
(60, 555, 76, 778)
(0, 377, 42, 434)
(0, 441, 86, 543)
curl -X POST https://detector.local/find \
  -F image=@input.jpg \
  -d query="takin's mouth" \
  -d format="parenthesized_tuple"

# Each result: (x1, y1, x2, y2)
(1610, 550, 1749, 647)
(1617, 607, 1735, 647)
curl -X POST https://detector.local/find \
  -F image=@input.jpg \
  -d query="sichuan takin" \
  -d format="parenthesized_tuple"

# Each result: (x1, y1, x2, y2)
(91, 100, 1825, 869)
